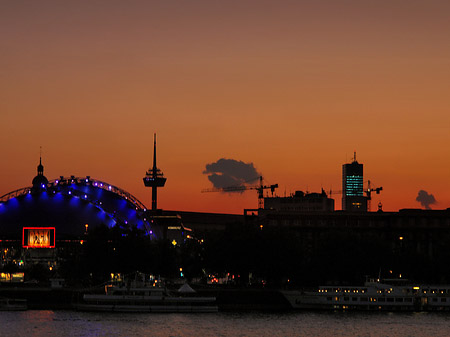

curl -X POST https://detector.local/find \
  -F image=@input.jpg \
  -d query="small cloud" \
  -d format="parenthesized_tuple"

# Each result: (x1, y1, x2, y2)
(416, 190, 437, 210)
(203, 158, 260, 191)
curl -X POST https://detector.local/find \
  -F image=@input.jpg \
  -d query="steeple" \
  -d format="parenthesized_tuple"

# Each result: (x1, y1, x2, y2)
(37, 150, 44, 176)
(32, 148, 48, 190)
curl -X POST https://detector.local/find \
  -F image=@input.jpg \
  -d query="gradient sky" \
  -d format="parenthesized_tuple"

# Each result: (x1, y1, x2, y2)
(1, 0, 449, 214)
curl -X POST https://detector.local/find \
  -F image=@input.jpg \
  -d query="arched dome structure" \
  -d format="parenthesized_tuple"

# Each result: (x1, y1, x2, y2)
(0, 171, 156, 240)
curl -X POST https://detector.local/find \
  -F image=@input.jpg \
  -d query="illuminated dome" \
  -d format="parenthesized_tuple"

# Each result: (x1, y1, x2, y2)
(0, 164, 156, 240)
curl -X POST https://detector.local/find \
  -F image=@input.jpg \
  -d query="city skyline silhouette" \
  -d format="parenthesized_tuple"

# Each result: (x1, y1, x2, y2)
(1, 1, 449, 214)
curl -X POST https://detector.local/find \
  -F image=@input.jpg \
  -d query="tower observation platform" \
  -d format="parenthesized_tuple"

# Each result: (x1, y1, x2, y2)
(143, 134, 166, 211)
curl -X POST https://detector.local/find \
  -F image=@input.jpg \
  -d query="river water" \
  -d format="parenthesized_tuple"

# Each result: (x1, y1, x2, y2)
(2, 310, 450, 336)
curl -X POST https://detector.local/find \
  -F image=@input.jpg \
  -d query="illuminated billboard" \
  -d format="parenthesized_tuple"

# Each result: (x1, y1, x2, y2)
(22, 227, 55, 248)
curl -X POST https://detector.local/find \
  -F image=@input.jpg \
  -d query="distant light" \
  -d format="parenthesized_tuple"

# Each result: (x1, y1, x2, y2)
(108, 186, 111, 191)
(68, 191, 72, 195)
(55, 180, 59, 184)
(413, 286, 420, 290)
(399, 236, 404, 241)
(84, 194, 87, 199)
(149, 230, 153, 234)
(41, 184, 45, 188)
(85, 179, 88, 183)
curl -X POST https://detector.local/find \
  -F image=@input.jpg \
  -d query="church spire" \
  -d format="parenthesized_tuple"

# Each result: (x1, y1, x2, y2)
(37, 146, 44, 176)
(32, 147, 48, 190)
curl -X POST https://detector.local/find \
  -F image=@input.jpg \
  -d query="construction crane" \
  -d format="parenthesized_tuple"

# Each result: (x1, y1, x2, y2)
(365, 180, 383, 212)
(328, 189, 343, 198)
(328, 180, 382, 212)
(202, 176, 278, 209)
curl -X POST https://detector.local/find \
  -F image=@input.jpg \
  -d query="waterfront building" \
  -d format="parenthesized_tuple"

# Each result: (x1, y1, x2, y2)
(0, 158, 155, 281)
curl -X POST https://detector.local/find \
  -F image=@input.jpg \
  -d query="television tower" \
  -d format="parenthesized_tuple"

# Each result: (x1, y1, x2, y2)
(143, 133, 166, 211)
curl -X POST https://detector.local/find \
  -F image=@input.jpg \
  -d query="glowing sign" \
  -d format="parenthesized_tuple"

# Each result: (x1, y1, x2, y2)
(22, 227, 55, 248)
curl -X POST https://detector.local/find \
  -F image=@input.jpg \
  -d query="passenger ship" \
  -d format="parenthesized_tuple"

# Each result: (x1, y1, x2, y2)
(76, 281, 218, 313)
(0, 297, 27, 311)
(282, 279, 450, 311)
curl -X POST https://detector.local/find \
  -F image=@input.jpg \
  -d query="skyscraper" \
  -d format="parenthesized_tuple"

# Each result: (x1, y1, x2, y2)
(342, 153, 367, 212)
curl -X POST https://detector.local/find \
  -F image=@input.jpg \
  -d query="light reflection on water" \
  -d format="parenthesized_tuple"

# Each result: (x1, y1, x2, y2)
(2, 311, 450, 337)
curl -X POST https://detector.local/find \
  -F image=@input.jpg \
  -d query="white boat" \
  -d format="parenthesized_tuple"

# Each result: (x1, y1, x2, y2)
(0, 298, 27, 311)
(281, 279, 450, 311)
(75, 282, 218, 313)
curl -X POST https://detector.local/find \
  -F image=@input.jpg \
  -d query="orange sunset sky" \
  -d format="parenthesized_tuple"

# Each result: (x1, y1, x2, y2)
(1, 1, 449, 214)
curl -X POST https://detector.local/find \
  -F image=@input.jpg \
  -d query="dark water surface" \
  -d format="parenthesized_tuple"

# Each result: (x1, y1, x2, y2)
(2, 310, 450, 336)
